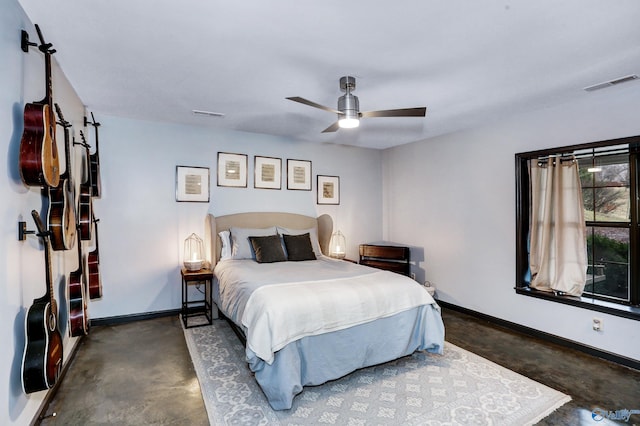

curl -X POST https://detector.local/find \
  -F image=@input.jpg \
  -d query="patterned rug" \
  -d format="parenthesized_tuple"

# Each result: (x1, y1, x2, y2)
(183, 319, 570, 425)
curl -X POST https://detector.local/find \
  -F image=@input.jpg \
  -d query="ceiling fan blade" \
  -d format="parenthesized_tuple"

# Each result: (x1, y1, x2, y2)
(360, 107, 427, 118)
(321, 122, 340, 133)
(286, 96, 341, 115)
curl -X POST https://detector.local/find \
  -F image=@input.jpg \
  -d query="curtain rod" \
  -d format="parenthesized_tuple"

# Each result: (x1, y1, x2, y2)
(536, 155, 576, 166)
(535, 146, 630, 162)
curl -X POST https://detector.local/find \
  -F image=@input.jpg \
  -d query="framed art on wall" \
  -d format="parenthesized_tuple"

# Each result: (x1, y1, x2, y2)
(176, 166, 210, 202)
(217, 152, 248, 187)
(254, 156, 282, 189)
(317, 175, 340, 205)
(287, 159, 312, 190)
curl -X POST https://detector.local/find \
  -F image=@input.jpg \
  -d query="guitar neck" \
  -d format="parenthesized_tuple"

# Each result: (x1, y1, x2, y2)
(55, 104, 72, 181)
(32, 211, 56, 310)
(90, 112, 101, 156)
(76, 228, 83, 270)
(93, 126, 100, 157)
(85, 144, 93, 187)
(62, 126, 72, 180)
(44, 236, 57, 314)
(92, 218, 100, 255)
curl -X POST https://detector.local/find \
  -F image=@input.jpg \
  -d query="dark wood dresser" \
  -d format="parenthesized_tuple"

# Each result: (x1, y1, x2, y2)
(359, 242, 410, 276)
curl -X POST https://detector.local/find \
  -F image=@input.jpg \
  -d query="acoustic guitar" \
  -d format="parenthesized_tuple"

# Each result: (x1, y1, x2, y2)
(88, 216, 102, 300)
(87, 113, 102, 198)
(68, 225, 89, 336)
(22, 210, 63, 394)
(19, 25, 60, 188)
(48, 104, 77, 251)
(77, 131, 93, 241)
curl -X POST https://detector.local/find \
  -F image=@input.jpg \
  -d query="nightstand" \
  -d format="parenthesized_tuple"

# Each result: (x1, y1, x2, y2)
(181, 268, 213, 328)
(359, 242, 411, 276)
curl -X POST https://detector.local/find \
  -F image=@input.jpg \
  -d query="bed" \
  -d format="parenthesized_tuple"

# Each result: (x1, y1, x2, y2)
(204, 212, 445, 410)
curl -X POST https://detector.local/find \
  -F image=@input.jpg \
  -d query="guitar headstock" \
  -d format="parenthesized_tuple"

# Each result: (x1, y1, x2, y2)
(31, 210, 50, 239)
(84, 112, 101, 128)
(54, 104, 71, 128)
(79, 130, 90, 149)
(34, 24, 56, 55)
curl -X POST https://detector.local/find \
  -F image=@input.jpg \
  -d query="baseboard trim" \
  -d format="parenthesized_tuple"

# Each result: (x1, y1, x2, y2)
(31, 337, 84, 426)
(90, 309, 181, 327)
(438, 300, 640, 372)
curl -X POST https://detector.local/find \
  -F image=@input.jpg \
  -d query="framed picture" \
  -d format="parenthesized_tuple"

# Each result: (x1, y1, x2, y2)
(176, 166, 210, 202)
(287, 159, 312, 190)
(217, 152, 248, 187)
(254, 156, 282, 189)
(317, 175, 340, 205)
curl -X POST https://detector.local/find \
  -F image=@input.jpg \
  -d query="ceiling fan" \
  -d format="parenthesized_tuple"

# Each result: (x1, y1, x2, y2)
(286, 76, 427, 133)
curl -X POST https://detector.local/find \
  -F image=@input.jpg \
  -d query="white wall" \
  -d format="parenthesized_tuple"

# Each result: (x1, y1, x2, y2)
(89, 115, 383, 319)
(2, 11, 383, 423)
(382, 83, 640, 362)
(2, 1, 87, 424)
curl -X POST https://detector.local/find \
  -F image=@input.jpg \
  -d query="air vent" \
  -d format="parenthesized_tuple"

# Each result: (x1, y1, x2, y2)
(584, 74, 638, 92)
(192, 109, 225, 117)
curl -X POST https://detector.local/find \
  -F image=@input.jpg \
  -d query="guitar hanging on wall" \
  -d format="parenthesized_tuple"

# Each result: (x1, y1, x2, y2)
(48, 104, 77, 251)
(22, 210, 64, 394)
(19, 24, 60, 188)
(68, 224, 89, 336)
(86, 112, 102, 198)
(76, 131, 93, 242)
(88, 215, 102, 300)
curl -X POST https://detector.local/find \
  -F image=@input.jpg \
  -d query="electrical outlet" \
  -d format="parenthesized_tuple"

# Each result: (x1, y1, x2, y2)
(592, 318, 603, 331)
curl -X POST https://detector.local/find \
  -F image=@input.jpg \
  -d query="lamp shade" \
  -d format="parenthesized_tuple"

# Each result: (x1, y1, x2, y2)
(329, 230, 346, 259)
(183, 233, 204, 271)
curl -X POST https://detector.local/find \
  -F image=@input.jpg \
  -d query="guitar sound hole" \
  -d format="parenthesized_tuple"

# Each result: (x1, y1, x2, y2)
(48, 313, 56, 332)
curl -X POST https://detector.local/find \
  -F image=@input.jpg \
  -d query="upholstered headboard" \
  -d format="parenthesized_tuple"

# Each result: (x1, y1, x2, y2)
(204, 212, 333, 268)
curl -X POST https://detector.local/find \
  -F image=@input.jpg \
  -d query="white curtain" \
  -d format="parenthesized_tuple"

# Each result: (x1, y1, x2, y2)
(529, 155, 587, 296)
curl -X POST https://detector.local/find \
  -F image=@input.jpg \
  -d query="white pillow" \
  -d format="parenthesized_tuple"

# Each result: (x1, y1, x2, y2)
(218, 230, 231, 261)
(230, 226, 278, 260)
(277, 226, 322, 257)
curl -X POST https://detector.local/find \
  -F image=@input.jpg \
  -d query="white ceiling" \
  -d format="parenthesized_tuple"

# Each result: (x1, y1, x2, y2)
(17, 0, 640, 149)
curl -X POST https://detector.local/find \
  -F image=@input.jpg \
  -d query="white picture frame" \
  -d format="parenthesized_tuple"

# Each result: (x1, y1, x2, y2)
(176, 166, 210, 202)
(217, 152, 248, 188)
(317, 175, 340, 205)
(254, 156, 282, 190)
(287, 159, 312, 191)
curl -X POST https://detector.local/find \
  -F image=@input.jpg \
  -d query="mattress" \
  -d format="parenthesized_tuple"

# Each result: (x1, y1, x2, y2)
(213, 256, 445, 409)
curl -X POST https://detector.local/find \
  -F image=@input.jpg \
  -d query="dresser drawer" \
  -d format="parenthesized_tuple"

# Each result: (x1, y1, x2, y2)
(359, 244, 409, 261)
(359, 243, 410, 276)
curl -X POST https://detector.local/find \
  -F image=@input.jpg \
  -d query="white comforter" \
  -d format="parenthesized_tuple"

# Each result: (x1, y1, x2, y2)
(214, 257, 436, 365)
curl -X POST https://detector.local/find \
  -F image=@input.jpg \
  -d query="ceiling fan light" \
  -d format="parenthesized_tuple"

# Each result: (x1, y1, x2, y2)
(338, 117, 360, 129)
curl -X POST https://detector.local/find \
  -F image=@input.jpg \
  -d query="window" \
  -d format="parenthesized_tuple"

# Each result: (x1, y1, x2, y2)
(515, 136, 640, 319)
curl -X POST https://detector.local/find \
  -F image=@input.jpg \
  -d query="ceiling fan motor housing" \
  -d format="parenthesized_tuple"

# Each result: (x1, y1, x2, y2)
(338, 93, 359, 119)
(338, 76, 359, 119)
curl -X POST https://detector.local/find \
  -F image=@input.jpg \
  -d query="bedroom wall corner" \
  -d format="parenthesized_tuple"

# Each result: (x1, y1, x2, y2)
(88, 115, 384, 320)
(1, 2, 86, 424)
(381, 84, 640, 363)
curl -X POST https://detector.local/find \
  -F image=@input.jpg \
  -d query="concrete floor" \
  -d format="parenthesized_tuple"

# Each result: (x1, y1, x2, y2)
(38, 309, 640, 425)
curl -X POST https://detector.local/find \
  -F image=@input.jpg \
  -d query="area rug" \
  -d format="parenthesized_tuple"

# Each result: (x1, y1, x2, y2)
(183, 319, 570, 425)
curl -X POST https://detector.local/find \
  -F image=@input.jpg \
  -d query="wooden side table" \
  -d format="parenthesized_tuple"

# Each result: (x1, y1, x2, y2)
(181, 268, 213, 328)
(359, 242, 411, 276)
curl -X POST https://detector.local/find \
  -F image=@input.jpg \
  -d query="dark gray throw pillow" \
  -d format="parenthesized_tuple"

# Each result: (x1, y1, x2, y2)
(249, 235, 286, 263)
(283, 233, 317, 261)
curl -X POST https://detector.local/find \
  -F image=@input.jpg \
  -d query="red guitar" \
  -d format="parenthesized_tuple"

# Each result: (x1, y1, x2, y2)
(69, 225, 89, 336)
(88, 216, 102, 299)
(87, 112, 102, 198)
(19, 25, 60, 188)
(22, 210, 63, 394)
(77, 131, 93, 241)
(48, 104, 77, 251)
